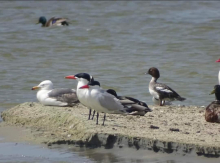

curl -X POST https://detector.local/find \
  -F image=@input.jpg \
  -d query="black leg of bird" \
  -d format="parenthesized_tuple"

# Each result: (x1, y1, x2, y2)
(88, 109, 91, 120)
(96, 112, 99, 125)
(102, 113, 106, 126)
(91, 110, 96, 120)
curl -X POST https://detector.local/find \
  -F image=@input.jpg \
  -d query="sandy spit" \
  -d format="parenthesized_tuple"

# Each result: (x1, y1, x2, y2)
(1, 102, 220, 157)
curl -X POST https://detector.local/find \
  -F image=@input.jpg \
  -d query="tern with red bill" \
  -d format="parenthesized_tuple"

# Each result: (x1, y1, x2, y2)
(79, 80, 152, 125)
(32, 80, 78, 106)
(65, 73, 96, 120)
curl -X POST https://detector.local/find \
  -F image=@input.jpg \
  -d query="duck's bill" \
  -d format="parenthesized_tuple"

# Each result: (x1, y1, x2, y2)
(32, 86, 39, 90)
(209, 89, 215, 95)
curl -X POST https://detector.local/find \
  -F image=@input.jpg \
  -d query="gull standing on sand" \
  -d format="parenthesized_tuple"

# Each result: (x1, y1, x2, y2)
(65, 73, 96, 120)
(79, 80, 152, 125)
(147, 67, 186, 106)
(32, 80, 78, 106)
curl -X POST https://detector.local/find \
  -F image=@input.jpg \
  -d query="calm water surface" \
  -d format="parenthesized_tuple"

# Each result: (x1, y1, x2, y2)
(1, 1, 220, 162)
(0, 143, 219, 163)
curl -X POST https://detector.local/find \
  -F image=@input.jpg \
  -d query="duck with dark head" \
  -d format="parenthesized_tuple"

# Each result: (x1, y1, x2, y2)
(205, 85, 220, 123)
(146, 67, 186, 106)
(37, 16, 69, 27)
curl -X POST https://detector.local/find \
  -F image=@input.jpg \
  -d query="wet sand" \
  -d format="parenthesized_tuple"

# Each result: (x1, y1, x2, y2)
(1, 102, 220, 157)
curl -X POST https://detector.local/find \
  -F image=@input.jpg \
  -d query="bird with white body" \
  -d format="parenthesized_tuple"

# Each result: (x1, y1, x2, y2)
(79, 80, 152, 125)
(65, 73, 96, 120)
(32, 80, 78, 106)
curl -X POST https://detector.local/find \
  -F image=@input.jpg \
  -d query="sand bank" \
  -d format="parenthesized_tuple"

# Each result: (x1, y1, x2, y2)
(1, 102, 220, 157)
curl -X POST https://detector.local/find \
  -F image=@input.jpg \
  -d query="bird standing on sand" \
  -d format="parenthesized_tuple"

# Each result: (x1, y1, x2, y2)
(79, 80, 152, 125)
(65, 73, 96, 120)
(36, 16, 69, 27)
(205, 85, 220, 123)
(147, 67, 186, 106)
(32, 80, 78, 106)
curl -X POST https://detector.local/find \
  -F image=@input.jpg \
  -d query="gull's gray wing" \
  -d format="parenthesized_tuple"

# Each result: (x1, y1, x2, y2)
(97, 91, 127, 114)
(48, 88, 78, 105)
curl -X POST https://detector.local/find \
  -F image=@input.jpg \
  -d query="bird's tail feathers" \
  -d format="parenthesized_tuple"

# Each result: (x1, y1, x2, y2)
(125, 104, 152, 116)
(61, 21, 69, 26)
(177, 96, 186, 101)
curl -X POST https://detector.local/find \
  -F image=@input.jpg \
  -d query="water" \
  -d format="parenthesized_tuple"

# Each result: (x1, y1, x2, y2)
(0, 143, 92, 163)
(0, 1, 220, 162)
(0, 142, 219, 163)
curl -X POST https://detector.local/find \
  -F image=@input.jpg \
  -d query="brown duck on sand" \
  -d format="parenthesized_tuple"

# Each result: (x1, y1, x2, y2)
(206, 85, 220, 123)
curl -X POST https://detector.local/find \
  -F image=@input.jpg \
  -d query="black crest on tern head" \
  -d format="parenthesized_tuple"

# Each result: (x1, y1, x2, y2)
(106, 89, 118, 97)
(90, 75, 94, 82)
(88, 80, 100, 87)
(74, 73, 92, 82)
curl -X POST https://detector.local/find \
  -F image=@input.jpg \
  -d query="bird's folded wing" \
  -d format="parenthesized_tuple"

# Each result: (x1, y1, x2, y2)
(48, 88, 78, 103)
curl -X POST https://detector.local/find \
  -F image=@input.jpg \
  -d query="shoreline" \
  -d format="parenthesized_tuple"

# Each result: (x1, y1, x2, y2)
(1, 102, 220, 157)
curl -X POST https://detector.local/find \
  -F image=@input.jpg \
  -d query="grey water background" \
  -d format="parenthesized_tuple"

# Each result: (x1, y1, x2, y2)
(0, 1, 220, 163)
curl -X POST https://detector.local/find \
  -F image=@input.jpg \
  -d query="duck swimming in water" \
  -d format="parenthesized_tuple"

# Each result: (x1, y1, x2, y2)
(146, 67, 186, 106)
(36, 16, 69, 27)
(205, 85, 220, 123)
